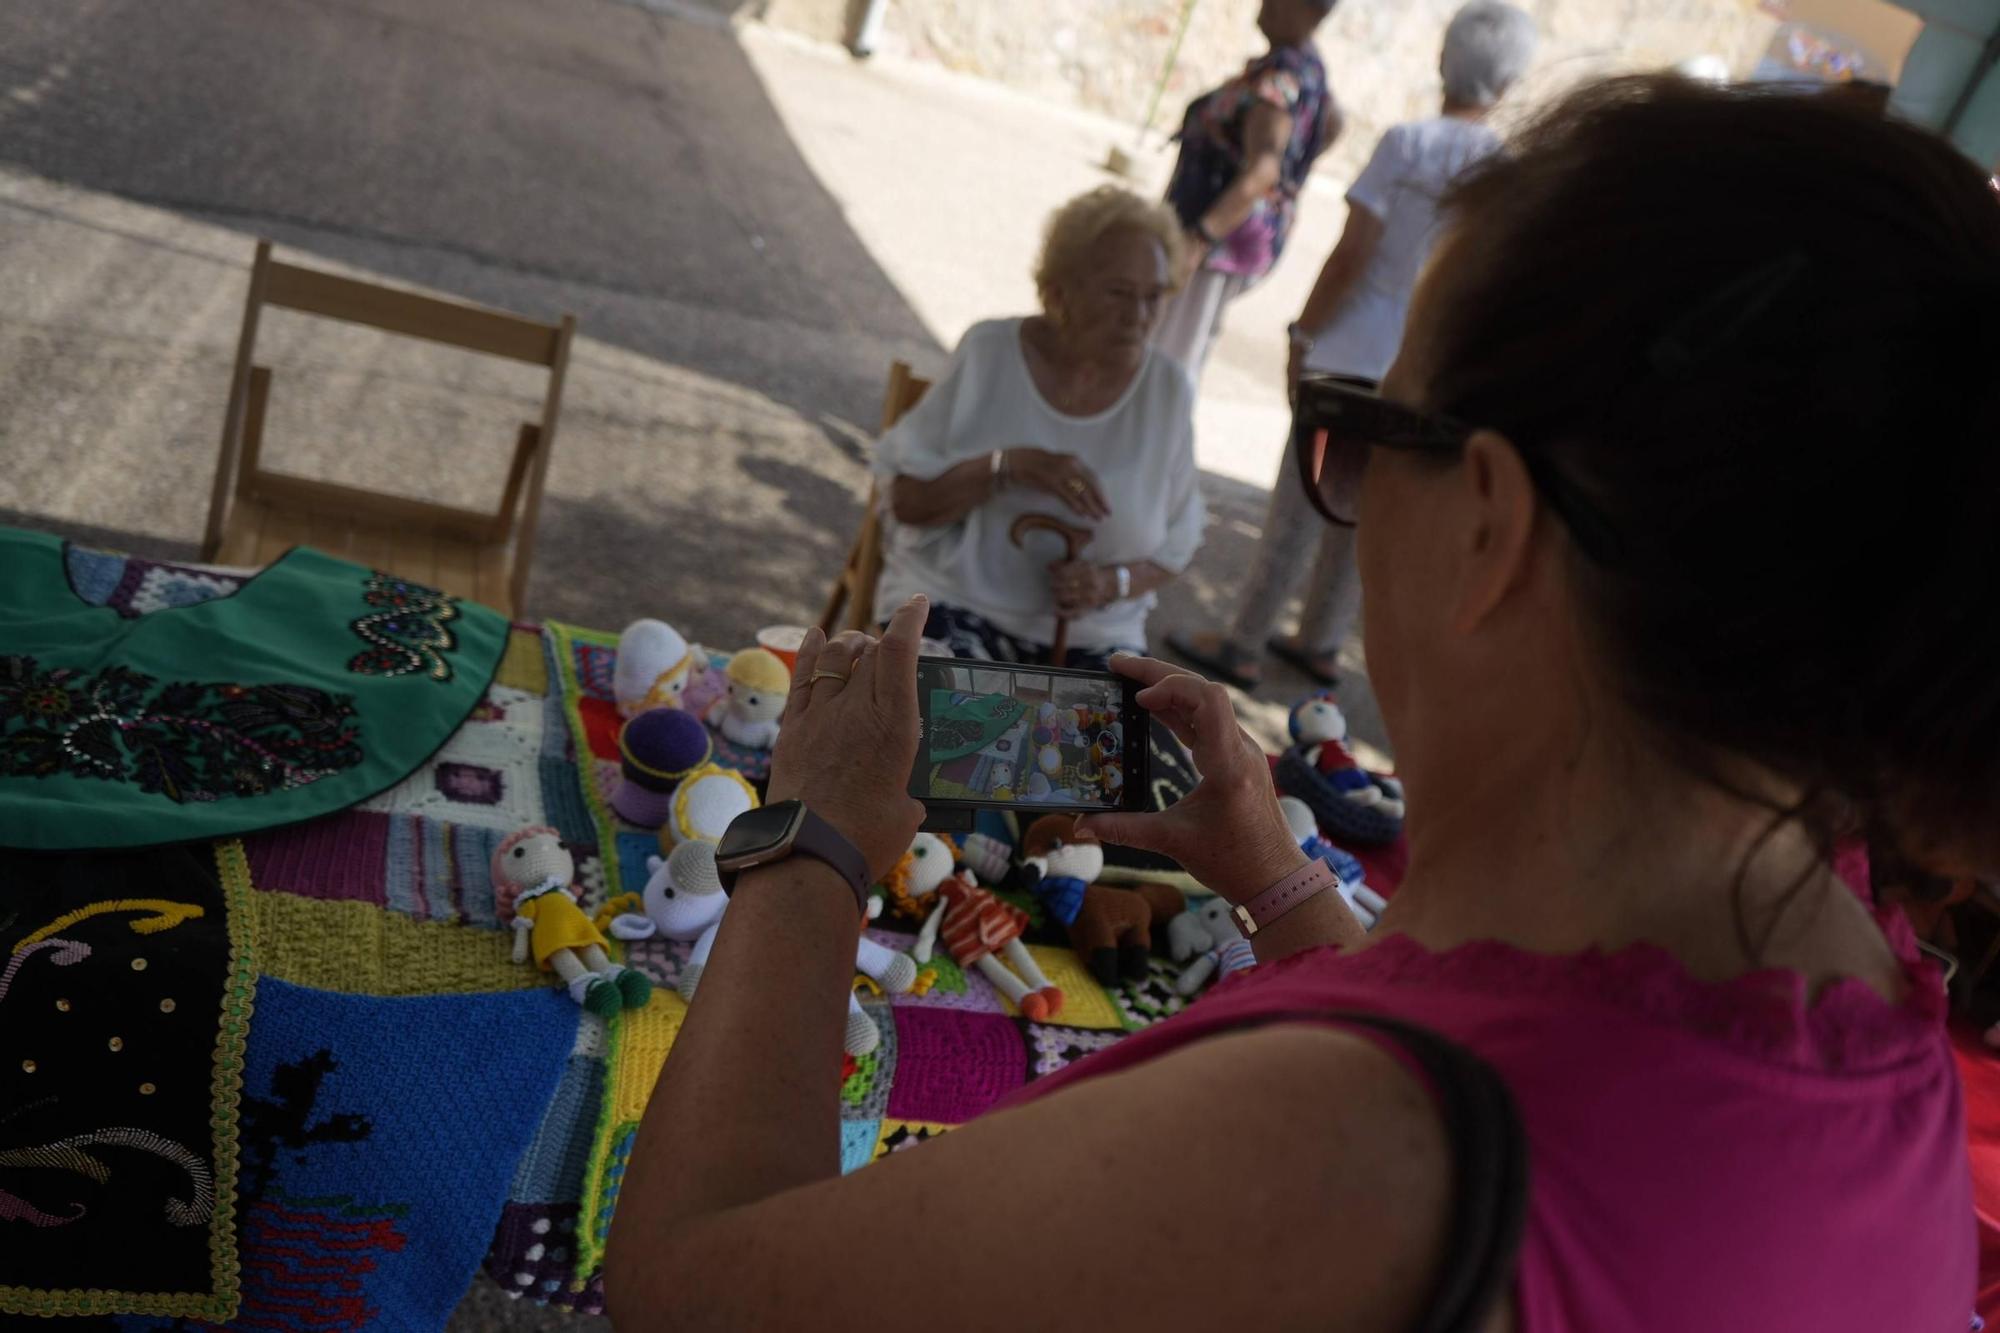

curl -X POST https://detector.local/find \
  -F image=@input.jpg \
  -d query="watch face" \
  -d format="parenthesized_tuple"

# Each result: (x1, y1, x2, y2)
(714, 800, 805, 867)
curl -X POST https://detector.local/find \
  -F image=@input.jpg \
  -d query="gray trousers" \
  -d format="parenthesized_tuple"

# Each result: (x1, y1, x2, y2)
(1228, 425, 1363, 656)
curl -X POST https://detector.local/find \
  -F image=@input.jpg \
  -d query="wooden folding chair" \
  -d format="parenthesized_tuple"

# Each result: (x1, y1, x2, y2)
(201, 240, 576, 618)
(817, 360, 930, 634)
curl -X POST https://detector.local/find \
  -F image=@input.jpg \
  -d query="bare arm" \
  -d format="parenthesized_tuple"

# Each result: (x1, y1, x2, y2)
(604, 1017, 1452, 1332)
(1196, 101, 1292, 242)
(888, 453, 997, 528)
(1296, 201, 1386, 335)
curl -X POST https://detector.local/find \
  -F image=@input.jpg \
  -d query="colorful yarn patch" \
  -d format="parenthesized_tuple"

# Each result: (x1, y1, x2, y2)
(1001, 944, 1124, 1031)
(885, 1009, 1026, 1124)
(485, 1203, 599, 1311)
(840, 1120, 882, 1175)
(873, 1120, 952, 1161)
(496, 626, 552, 695)
(1026, 1022, 1127, 1078)
(839, 1002, 899, 1122)
(574, 993, 688, 1278)
(211, 978, 575, 1332)
(1113, 959, 1193, 1032)
(508, 1055, 608, 1206)
(248, 890, 542, 997)
(0, 839, 256, 1321)
(360, 684, 548, 831)
(864, 929, 1005, 1014)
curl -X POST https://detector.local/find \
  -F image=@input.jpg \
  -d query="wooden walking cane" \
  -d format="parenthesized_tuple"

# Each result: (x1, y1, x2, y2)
(1010, 512, 1094, 665)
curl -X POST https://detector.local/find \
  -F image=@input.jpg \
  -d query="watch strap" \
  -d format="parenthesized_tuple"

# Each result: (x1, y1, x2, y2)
(719, 802, 871, 919)
(789, 807, 872, 915)
(1231, 857, 1341, 937)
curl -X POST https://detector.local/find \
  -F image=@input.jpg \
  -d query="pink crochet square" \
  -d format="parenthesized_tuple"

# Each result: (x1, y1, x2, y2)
(241, 809, 391, 904)
(885, 1008, 1026, 1124)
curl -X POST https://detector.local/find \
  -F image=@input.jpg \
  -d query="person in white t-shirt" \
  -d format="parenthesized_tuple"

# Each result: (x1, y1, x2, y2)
(873, 186, 1207, 668)
(1169, 0, 1536, 690)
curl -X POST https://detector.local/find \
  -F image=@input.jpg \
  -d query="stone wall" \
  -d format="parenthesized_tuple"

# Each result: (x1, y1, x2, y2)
(757, 0, 1782, 181)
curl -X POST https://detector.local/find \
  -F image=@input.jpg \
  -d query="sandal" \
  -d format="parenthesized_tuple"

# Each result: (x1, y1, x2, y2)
(1164, 631, 1261, 690)
(1265, 636, 1339, 687)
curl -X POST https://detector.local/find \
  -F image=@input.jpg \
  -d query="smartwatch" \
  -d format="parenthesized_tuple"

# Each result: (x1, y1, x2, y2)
(714, 800, 872, 918)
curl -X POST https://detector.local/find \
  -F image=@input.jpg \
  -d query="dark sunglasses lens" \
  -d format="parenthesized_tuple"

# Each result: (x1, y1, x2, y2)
(1295, 419, 1364, 525)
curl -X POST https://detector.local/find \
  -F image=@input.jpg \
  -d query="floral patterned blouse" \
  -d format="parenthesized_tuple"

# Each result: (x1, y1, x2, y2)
(1167, 43, 1333, 280)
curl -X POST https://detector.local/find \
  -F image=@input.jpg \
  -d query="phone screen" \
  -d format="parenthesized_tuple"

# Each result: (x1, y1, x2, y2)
(910, 657, 1139, 811)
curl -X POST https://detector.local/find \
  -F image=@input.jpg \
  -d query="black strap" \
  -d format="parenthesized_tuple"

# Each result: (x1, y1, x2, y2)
(1232, 1009, 1529, 1333)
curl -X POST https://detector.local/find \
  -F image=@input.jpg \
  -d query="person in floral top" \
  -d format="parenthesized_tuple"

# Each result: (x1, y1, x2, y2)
(1153, 0, 1342, 382)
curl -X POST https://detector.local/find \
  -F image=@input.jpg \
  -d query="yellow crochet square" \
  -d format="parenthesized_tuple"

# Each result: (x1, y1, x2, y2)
(496, 626, 550, 695)
(995, 943, 1123, 1030)
(608, 989, 688, 1125)
(250, 890, 544, 995)
(873, 1119, 952, 1161)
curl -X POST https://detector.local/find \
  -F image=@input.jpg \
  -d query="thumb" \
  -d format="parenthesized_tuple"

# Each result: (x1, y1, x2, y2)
(1075, 810, 1171, 854)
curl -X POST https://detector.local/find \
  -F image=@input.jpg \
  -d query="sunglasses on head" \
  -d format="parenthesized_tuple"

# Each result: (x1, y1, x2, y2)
(1290, 373, 1623, 564)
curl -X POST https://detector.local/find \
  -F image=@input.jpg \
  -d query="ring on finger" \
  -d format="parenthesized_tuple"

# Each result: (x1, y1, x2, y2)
(808, 668, 851, 686)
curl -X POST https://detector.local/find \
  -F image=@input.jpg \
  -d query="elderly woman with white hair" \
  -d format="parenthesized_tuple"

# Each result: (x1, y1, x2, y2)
(1171, 0, 1538, 689)
(872, 185, 1206, 669)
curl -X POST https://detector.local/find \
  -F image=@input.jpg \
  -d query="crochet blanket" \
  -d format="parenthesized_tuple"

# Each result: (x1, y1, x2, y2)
(5, 571, 1368, 1327)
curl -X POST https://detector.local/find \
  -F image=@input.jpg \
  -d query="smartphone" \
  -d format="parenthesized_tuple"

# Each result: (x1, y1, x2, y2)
(910, 656, 1148, 817)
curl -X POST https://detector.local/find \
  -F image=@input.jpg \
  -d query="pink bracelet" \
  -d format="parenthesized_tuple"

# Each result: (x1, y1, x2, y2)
(1231, 858, 1340, 937)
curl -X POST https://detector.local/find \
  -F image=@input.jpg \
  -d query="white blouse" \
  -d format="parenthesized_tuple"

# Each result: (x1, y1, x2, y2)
(872, 318, 1206, 651)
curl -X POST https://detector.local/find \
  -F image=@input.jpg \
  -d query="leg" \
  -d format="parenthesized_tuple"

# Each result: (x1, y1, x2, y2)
(1227, 426, 1327, 652)
(844, 991, 882, 1057)
(1002, 938, 1064, 1020)
(1148, 269, 1231, 383)
(973, 953, 1032, 1006)
(1295, 523, 1364, 664)
(581, 942, 654, 1008)
(551, 948, 621, 1017)
(856, 934, 918, 993)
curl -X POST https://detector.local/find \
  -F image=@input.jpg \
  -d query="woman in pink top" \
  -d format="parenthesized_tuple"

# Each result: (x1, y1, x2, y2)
(604, 78, 1996, 1331)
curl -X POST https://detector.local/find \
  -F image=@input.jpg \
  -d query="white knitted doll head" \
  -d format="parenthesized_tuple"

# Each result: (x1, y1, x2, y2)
(903, 832, 956, 901)
(615, 618, 694, 717)
(639, 841, 728, 939)
(661, 767, 758, 849)
(1194, 894, 1245, 946)
(491, 826, 575, 922)
(1290, 696, 1348, 746)
(723, 649, 790, 725)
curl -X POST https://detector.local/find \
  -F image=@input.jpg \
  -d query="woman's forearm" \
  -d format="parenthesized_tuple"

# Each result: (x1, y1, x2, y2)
(1197, 151, 1283, 241)
(605, 862, 858, 1259)
(889, 453, 998, 527)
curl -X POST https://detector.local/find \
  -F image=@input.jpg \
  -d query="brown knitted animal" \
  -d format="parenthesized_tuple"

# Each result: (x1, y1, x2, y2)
(1019, 815, 1185, 986)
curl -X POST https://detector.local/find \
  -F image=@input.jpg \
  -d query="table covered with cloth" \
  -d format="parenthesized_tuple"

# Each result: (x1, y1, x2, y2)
(2, 534, 1412, 1329)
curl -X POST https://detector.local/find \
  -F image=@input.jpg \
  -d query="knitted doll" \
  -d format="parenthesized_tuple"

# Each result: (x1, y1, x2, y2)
(1019, 815, 1184, 986)
(672, 851, 920, 1056)
(603, 840, 730, 944)
(493, 826, 652, 1017)
(657, 765, 759, 851)
(705, 647, 789, 750)
(613, 707, 713, 828)
(901, 831, 1064, 1021)
(1277, 795, 1388, 929)
(614, 618, 697, 717)
(1168, 896, 1258, 995)
(1291, 694, 1404, 816)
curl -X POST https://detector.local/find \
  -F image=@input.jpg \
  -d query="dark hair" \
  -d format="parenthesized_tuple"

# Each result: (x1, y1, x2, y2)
(1427, 76, 2000, 878)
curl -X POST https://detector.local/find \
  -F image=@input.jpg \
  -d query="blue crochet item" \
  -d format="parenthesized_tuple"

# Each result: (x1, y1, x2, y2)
(1275, 747, 1404, 846)
(112, 978, 577, 1333)
(1035, 874, 1089, 928)
(1301, 833, 1367, 889)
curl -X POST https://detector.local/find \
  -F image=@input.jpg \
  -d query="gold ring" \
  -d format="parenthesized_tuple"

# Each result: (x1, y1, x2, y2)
(1066, 478, 1087, 495)
(808, 668, 850, 686)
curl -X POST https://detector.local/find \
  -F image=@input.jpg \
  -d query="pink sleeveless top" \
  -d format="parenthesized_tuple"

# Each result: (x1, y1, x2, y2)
(1013, 907, 1973, 1331)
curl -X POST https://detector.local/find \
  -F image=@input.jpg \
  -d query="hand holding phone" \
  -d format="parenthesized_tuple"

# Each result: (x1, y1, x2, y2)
(908, 657, 1149, 816)
(1072, 655, 1308, 905)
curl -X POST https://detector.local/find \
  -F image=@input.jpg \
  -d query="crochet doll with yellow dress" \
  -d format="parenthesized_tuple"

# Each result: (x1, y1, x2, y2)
(493, 825, 653, 1018)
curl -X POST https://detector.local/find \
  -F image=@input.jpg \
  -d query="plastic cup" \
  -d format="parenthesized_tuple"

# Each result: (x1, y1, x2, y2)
(755, 624, 807, 670)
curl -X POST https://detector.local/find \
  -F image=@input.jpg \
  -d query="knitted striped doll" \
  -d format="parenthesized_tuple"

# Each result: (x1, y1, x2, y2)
(493, 826, 652, 1018)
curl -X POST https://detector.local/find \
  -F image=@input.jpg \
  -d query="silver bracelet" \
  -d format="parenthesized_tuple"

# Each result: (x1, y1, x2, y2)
(1115, 564, 1131, 600)
(989, 449, 1007, 491)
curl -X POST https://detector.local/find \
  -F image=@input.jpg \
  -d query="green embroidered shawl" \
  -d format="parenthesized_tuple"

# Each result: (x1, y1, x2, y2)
(0, 527, 505, 850)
